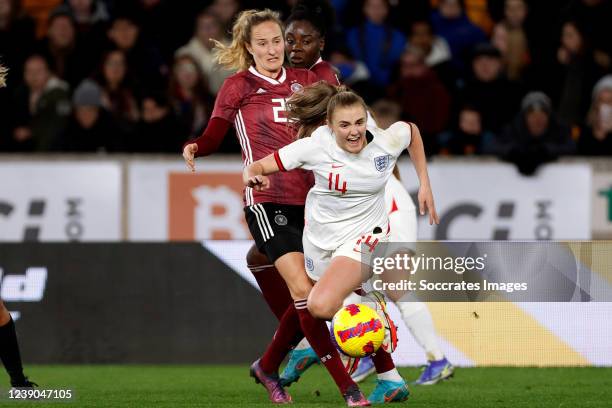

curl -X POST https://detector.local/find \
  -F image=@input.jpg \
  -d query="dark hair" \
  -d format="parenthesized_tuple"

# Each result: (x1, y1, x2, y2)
(285, 0, 335, 38)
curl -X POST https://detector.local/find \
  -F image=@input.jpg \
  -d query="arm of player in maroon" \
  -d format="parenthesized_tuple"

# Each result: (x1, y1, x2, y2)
(184, 117, 231, 157)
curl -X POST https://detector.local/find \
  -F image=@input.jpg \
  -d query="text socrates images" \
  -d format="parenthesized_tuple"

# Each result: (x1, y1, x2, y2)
(361, 241, 612, 302)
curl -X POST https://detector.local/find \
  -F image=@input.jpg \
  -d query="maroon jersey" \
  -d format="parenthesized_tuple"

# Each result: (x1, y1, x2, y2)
(212, 66, 318, 206)
(310, 58, 340, 85)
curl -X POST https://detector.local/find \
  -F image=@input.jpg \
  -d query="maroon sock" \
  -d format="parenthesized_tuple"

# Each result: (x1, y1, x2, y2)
(249, 264, 293, 321)
(295, 300, 356, 395)
(372, 349, 395, 373)
(259, 304, 304, 374)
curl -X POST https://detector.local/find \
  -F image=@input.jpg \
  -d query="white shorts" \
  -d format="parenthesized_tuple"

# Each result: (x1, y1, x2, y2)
(303, 225, 390, 281)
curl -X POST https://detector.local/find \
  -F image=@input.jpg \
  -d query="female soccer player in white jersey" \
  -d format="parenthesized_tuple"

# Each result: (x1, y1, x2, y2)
(243, 82, 439, 403)
(0, 64, 37, 389)
(182, 10, 370, 406)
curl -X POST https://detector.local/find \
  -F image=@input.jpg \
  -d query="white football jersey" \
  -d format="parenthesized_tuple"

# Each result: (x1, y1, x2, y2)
(276, 122, 411, 250)
(385, 175, 417, 243)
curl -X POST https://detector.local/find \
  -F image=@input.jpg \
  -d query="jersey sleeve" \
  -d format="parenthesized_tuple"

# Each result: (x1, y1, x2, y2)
(211, 77, 242, 122)
(380, 121, 412, 157)
(276, 135, 320, 171)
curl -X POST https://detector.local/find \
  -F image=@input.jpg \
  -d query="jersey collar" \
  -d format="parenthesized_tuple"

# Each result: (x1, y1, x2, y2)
(309, 57, 323, 70)
(248, 66, 287, 85)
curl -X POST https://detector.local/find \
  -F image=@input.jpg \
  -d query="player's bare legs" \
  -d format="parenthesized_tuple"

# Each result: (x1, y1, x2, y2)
(255, 252, 366, 405)
(307, 256, 365, 320)
(308, 257, 410, 403)
(0, 301, 35, 388)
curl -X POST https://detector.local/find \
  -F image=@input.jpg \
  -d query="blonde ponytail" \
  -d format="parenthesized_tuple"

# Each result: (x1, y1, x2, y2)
(0, 64, 7, 88)
(212, 9, 283, 72)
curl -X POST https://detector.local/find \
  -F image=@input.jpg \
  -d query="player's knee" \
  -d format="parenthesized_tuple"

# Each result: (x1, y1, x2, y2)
(307, 296, 339, 320)
(246, 245, 270, 269)
(290, 283, 312, 301)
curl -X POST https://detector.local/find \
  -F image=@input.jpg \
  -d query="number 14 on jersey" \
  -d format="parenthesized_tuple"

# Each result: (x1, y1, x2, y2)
(328, 172, 347, 194)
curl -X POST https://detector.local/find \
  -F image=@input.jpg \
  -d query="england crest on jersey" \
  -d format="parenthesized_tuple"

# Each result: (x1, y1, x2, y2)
(374, 155, 391, 172)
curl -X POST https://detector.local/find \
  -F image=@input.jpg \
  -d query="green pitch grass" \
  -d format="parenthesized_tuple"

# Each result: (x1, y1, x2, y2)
(1, 365, 610, 407)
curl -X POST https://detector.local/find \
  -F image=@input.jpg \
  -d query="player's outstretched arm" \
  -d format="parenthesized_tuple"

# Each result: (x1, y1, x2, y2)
(406, 123, 439, 225)
(242, 154, 279, 191)
(182, 117, 231, 172)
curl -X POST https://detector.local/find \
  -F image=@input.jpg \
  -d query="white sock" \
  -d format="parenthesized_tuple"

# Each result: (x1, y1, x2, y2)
(294, 337, 311, 351)
(377, 367, 402, 382)
(397, 301, 445, 361)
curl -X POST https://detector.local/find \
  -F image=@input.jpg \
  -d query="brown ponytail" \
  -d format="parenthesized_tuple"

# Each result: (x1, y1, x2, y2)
(286, 82, 367, 138)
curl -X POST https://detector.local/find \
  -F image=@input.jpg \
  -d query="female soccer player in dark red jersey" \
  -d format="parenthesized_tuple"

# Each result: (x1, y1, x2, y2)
(182, 10, 369, 406)
(285, 0, 340, 85)
(0, 65, 36, 389)
(243, 0, 341, 332)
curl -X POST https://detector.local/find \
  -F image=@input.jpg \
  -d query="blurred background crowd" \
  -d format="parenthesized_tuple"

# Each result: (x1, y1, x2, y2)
(0, 0, 611, 174)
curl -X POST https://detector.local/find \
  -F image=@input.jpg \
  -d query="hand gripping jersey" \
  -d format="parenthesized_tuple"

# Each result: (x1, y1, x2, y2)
(212, 66, 319, 206)
(275, 122, 412, 251)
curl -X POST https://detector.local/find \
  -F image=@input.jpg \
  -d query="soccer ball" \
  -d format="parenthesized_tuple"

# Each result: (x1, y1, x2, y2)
(330, 303, 386, 358)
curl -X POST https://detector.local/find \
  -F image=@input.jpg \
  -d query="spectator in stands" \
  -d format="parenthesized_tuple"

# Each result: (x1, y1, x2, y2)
(175, 10, 232, 94)
(556, 20, 602, 129)
(578, 75, 612, 156)
(106, 13, 166, 90)
(562, 0, 612, 73)
(10, 54, 71, 151)
(503, 0, 528, 30)
(168, 54, 213, 138)
(437, 105, 495, 155)
(37, 6, 95, 89)
(209, 0, 240, 33)
(0, 0, 36, 76)
(487, 92, 575, 175)
(462, 0, 494, 35)
(346, 0, 406, 90)
(0, 62, 11, 151)
(57, 78, 122, 152)
(65, 0, 108, 57)
(329, 46, 376, 102)
(20, 0, 61, 38)
(370, 98, 401, 129)
(93, 49, 139, 136)
(459, 42, 522, 134)
(134, 92, 185, 153)
(430, 0, 486, 73)
(407, 19, 455, 89)
(387, 46, 450, 152)
(491, 0, 530, 82)
(118, 0, 190, 64)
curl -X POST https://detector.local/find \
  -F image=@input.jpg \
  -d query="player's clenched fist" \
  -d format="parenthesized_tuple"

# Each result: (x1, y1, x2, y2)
(245, 175, 270, 191)
(183, 143, 198, 172)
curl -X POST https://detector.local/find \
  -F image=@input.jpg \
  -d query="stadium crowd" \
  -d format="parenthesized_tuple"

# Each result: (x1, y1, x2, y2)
(0, 0, 611, 173)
